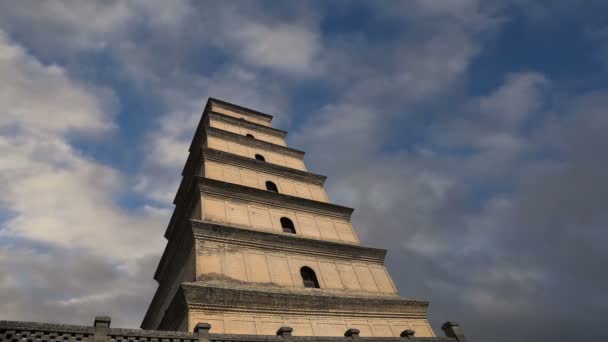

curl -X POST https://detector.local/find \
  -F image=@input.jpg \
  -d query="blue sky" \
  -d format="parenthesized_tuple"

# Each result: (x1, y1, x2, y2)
(1, 1, 607, 341)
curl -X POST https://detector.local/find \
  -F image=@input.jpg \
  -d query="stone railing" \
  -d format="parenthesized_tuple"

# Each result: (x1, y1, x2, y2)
(1, 317, 466, 342)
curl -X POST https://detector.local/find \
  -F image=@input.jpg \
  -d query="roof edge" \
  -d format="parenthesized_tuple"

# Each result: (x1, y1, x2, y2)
(209, 111, 287, 137)
(209, 97, 274, 121)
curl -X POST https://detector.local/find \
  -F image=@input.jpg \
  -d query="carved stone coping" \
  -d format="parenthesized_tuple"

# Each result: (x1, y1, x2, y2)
(209, 112, 287, 138)
(190, 220, 386, 263)
(206, 127, 305, 159)
(202, 148, 326, 185)
(180, 284, 430, 317)
(0, 319, 462, 342)
(209, 336, 457, 342)
(197, 177, 354, 219)
(209, 97, 274, 122)
(0, 321, 94, 334)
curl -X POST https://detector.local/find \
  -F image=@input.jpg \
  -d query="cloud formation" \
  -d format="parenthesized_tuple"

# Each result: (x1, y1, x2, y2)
(0, 1, 607, 342)
(0, 29, 163, 326)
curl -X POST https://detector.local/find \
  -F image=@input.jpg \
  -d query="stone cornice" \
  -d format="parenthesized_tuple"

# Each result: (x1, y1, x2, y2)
(209, 112, 287, 138)
(209, 97, 274, 122)
(197, 177, 354, 219)
(206, 127, 305, 159)
(181, 283, 429, 317)
(202, 148, 326, 185)
(190, 220, 386, 263)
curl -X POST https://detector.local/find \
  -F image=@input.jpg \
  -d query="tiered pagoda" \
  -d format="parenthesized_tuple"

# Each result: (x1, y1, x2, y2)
(140, 98, 437, 337)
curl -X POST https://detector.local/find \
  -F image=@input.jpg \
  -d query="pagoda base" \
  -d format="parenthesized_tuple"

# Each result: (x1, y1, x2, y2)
(161, 283, 435, 337)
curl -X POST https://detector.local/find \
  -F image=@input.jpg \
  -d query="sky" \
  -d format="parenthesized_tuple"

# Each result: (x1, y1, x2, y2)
(0, 1, 607, 341)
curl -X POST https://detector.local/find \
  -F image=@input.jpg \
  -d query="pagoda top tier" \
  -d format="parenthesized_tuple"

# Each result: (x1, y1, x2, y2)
(207, 97, 274, 125)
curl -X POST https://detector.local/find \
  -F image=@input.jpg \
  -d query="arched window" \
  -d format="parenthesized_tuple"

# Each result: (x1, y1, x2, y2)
(246, 133, 255, 138)
(265, 181, 279, 193)
(280, 217, 296, 234)
(255, 154, 265, 161)
(300, 266, 320, 288)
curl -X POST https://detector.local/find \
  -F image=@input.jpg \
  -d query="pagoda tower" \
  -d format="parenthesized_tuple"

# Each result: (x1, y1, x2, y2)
(141, 98, 436, 337)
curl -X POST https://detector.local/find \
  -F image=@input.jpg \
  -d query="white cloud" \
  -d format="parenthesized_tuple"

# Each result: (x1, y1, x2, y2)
(0, 27, 166, 327)
(0, 0, 132, 53)
(230, 22, 322, 75)
(0, 31, 165, 260)
(478, 72, 549, 126)
(0, 246, 157, 327)
(0, 136, 164, 260)
(1, 2, 606, 341)
(0, 32, 114, 134)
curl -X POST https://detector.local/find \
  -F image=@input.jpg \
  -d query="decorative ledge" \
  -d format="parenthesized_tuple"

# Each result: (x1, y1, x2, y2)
(180, 283, 430, 317)
(190, 220, 386, 263)
(206, 127, 305, 158)
(202, 148, 326, 185)
(197, 177, 354, 219)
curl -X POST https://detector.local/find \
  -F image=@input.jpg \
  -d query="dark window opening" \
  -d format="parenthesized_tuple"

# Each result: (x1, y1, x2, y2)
(246, 133, 255, 138)
(255, 154, 265, 161)
(265, 181, 279, 193)
(280, 217, 296, 234)
(300, 266, 320, 288)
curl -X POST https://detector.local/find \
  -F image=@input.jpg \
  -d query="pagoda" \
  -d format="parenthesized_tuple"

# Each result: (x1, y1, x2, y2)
(141, 98, 436, 337)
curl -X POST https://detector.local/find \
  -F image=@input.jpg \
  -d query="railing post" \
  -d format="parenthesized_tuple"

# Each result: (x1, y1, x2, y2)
(194, 323, 211, 342)
(344, 328, 360, 341)
(399, 329, 415, 341)
(276, 327, 293, 341)
(441, 322, 466, 342)
(93, 316, 111, 342)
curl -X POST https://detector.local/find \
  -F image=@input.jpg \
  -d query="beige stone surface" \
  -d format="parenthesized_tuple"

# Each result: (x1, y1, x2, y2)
(211, 105, 271, 127)
(200, 195, 358, 244)
(210, 118, 286, 146)
(318, 262, 344, 289)
(197, 247, 221, 276)
(223, 249, 248, 282)
(245, 251, 272, 283)
(188, 311, 435, 337)
(410, 323, 434, 337)
(195, 240, 396, 295)
(207, 136, 306, 171)
(370, 266, 398, 293)
(205, 161, 328, 202)
(336, 263, 362, 291)
(267, 255, 294, 286)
